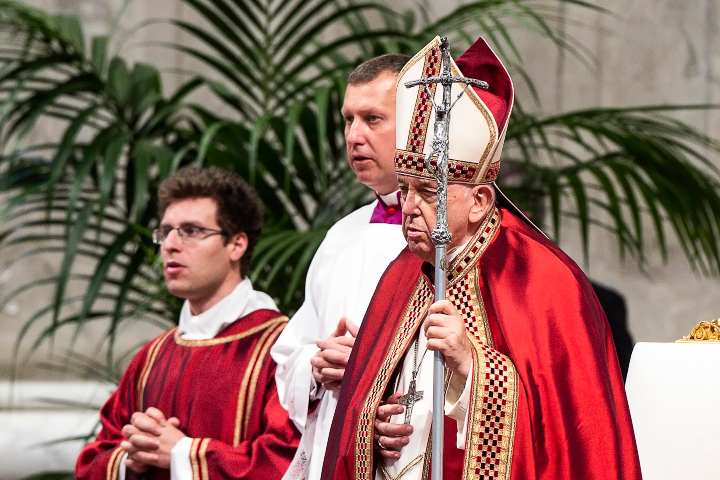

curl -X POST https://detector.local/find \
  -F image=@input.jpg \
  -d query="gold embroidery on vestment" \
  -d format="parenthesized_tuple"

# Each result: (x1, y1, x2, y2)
(447, 208, 500, 285)
(136, 329, 175, 411)
(380, 454, 424, 480)
(199, 437, 210, 480)
(355, 279, 433, 480)
(421, 427, 433, 479)
(446, 208, 518, 479)
(243, 321, 286, 437)
(233, 316, 288, 446)
(106, 446, 123, 480)
(190, 437, 200, 480)
(463, 336, 518, 480)
(174, 316, 288, 346)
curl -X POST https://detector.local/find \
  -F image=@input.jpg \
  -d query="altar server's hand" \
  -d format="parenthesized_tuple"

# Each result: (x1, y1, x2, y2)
(121, 410, 165, 472)
(424, 300, 472, 378)
(374, 392, 413, 460)
(311, 317, 359, 390)
(120, 426, 151, 474)
(121, 407, 183, 470)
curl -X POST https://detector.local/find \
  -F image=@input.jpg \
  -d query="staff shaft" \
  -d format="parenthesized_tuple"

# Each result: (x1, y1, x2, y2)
(432, 244, 447, 480)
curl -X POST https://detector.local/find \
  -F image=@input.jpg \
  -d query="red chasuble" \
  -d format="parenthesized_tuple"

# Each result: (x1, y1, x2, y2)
(76, 309, 299, 480)
(322, 207, 641, 480)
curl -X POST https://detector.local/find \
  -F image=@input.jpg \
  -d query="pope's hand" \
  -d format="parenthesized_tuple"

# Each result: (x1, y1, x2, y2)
(311, 317, 359, 390)
(374, 392, 413, 460)
(120, 407, 184, 471)
(424, 300, 471, 378)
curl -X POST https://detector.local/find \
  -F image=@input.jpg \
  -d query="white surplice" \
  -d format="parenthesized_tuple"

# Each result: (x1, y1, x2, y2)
(271, 195, 407, 480)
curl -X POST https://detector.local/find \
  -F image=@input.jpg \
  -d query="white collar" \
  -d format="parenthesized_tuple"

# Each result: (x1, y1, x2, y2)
(377, 190, 400, 207)
(177, 278, 278, 340)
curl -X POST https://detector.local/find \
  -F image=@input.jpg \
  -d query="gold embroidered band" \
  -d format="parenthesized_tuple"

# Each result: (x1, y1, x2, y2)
(395, 150, 485, 184)
(106, 446, 124, 480)
(355, 280, 433, 480)
(234, 316, 288, 446)
(175, 316, 287, 347)
(136, 329, 175, 411)
(463, 338, 518, 480)
(242, 320, 286, 438)
(405, 45, 442, 154)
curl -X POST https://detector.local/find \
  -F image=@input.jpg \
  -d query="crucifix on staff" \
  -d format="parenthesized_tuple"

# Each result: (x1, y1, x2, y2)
(401, 35, 491, 480)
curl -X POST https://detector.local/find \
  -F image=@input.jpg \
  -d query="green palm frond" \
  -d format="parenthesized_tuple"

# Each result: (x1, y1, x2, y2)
(145, 0, 400, 117)
(0, 1, 199, 361)
(503, 105, 720, 272)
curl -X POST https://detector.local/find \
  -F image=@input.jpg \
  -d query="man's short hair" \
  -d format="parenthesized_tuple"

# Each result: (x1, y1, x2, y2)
(347, 53, 410, 84)
(157, 166, 263, 275)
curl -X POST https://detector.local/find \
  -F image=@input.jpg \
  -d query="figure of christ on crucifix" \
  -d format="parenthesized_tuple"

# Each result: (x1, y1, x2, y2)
(397, 379, 423, 425)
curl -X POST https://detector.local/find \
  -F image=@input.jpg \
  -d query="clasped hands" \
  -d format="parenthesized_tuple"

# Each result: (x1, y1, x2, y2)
(120, 406, 186, 473)
(311, 317, 359, 391)
(374, 300, 470, 459)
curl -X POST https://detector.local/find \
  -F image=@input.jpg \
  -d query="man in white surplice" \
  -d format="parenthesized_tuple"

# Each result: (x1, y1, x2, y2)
(270, 54, 410, 479)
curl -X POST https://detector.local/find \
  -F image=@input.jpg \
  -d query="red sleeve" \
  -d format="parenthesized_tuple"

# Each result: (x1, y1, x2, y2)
(74, 342, 152, 480)
(187, 360, 299, 480)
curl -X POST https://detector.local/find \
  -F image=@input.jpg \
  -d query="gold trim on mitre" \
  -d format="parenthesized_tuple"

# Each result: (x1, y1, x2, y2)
(395, 36, 508, 185)
(677, 318, 720, 342)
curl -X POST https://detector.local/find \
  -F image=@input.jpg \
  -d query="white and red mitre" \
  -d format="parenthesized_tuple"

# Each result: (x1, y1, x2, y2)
(395, 36, 514, 184)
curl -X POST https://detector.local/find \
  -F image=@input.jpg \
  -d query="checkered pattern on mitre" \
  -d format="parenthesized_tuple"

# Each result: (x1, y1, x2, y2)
(394, 36, 514, 184)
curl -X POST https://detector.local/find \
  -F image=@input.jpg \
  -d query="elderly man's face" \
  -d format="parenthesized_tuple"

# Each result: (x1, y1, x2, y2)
(398, 175, 494, 263)
(342, 71, 398, 195)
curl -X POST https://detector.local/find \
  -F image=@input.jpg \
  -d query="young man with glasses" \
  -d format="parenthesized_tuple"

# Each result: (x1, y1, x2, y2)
(76, 167, 299, 480)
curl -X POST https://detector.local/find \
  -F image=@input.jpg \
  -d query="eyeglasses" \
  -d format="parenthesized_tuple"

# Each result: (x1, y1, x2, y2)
(152, 224, 226, 245)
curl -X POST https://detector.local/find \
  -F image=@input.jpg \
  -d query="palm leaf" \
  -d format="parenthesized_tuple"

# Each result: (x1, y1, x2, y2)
(504, 105, 720, 272)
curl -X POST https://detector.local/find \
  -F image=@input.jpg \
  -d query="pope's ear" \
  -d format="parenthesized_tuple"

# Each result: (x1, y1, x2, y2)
(469, 184, 495, 224)
(228, 232, 248, 263)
